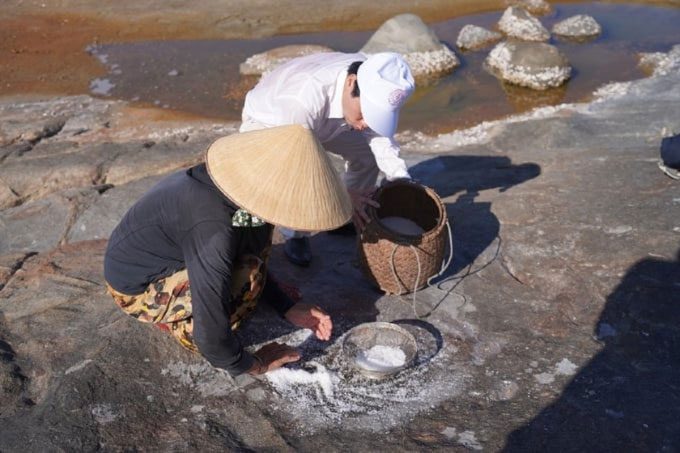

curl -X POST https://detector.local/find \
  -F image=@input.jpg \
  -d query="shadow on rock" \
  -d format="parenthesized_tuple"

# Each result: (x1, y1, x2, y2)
(504, 249, 680, 451)
(410, 155, 541, 279)
(236, 240, 382, 365)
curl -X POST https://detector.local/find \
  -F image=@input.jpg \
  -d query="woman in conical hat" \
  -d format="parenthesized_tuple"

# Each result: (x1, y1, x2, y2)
(104, 125, 351, 376)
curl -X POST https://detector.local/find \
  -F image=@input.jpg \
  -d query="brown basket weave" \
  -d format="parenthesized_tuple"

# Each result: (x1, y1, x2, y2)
(358, 180, 449, 295)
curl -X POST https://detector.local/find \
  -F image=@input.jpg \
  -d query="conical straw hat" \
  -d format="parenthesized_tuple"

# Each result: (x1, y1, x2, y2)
(205, 124, 352, 231)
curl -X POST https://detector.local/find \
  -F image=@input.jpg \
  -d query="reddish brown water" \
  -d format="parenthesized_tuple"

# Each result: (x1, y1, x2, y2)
(87, 2, 680, 134)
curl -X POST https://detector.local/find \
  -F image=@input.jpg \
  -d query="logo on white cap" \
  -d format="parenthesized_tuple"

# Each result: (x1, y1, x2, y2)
(357, 52, 415, 137)
(388, 89, 408, 108)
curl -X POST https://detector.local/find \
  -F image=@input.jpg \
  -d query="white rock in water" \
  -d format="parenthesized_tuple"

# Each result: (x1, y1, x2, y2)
(239, 45, 334, 76)
(380, 216, 425, 235)
(498, 6, 550, 42)
(486, 41, 571, 90)
(505, 0, 552, 15)
(456, 25, 503, 51)
(637, 44, 680, 76)
(552, 15, 602, 39)
(360, 13, 460, 79)
(355, 345, 406, 371)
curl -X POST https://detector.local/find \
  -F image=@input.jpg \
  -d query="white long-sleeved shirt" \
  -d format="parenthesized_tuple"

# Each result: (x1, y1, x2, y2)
(242, 52, 410, 180)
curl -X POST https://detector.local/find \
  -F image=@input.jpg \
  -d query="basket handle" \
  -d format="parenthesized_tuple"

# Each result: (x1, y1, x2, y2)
(389, 219, 454, 318)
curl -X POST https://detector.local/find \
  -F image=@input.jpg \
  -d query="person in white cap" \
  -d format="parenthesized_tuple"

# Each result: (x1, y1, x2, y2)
(240, 51, 415, 266)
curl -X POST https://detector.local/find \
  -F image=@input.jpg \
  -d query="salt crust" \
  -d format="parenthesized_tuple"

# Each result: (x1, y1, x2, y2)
(239, 45, 334, 76)
(398, 46, 460, 78)
(258, 326, 466, 433)
(401, 45, 680, 152)
(456, 25, 503, 51)
(505, 0, 552, 15)
(552, 15, 602, 37)
(639, 44, 680, 77)
(498, 6, 550, 42)
(486, 42, 571, 90)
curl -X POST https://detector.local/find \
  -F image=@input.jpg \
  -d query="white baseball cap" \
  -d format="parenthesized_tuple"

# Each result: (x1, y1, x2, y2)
(357, 52, 415, 138)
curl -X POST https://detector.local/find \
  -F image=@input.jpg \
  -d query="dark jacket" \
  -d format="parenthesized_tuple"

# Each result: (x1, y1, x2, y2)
(104, 163, 294, 376)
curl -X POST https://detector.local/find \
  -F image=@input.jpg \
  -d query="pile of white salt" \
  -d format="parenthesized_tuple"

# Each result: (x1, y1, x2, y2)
(266, 364, 338, 399)
(380, 216, 425, 236)
(355, 345, 407, 372)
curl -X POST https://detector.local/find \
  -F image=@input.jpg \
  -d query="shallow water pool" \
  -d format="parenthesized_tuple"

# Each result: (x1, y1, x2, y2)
(88, 2, 680, 134)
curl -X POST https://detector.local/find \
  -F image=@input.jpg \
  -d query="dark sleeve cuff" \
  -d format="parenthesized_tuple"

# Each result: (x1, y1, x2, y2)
(261, 276, 296, 317)
(194, 333, 255, 377)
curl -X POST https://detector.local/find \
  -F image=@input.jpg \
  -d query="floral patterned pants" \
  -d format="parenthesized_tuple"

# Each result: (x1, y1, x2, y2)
(106, 254, 266, 353)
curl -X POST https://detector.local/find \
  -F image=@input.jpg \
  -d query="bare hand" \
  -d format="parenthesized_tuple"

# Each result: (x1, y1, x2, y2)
(284, 303, 333, 341)
(347, 189, 380, 231)
(248, 342, 301, 375)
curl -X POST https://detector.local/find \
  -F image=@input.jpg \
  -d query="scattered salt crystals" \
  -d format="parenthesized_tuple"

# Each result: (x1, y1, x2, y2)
(254, 322, 465, 433)
(605, 225, 633, 235)
(91, 404, 119, 424)
(284, 328, 313, 347)
(90, 78, 115, 96)
(555, 358, 578, 376)
(380, 216, 425, 236)
(161, 362, 237, 397)
(592, 81, 632, 101)
(355, 345, 407, 372)
(441, 426, 457, 439)
(458, 430, 483, 451)
(65, 359, 93, 375)
(266, 363, 338, 399)
(534, 372, 555, 384)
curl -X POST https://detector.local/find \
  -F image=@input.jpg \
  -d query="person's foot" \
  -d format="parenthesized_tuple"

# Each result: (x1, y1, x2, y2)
(658, 159, 680, 180)
(327, 222, 357, 236)
(284, 237, 312, 267)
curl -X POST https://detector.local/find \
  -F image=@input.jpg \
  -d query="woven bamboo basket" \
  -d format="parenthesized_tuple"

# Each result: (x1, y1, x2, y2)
(358, 180, 450, 295)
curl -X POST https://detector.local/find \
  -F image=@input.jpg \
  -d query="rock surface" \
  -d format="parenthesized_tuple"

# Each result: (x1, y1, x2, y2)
(504, 0, 552, 15)
(552, 14, 602, 40)
(1, 37, 680, 453)
(456, 24, 503, 51)
(360, 13, 460, 80)
(486, 41, 571, 90)
(498, 6, 551, 42)
(239, 45, 334, 76)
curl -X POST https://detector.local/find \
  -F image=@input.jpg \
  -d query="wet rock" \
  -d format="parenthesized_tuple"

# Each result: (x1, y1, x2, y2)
(456, 25, 503, 51)
(486, 41, 571, 90)
(505, 0, 553, 16)
(0, 253, 30, 290)
(0, 195, 72, 255)
(490, 380, 519, 401)
(67, 175, 164, 243)
(0, 181, 19, 210)
(239, 44, 334, 76)
(360, 13, 459, 80)
(0, 334, 29, 417)
(0, 96, 118, 146)
(498, 6, 550, 42)
(638, 51, 666, 75)
(637, 44, 680, 77)
(552, 15, 602, 41)
(105, 140, 205, 186)
(20, 118, 66, 144)
(0, 144, 105, 200)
